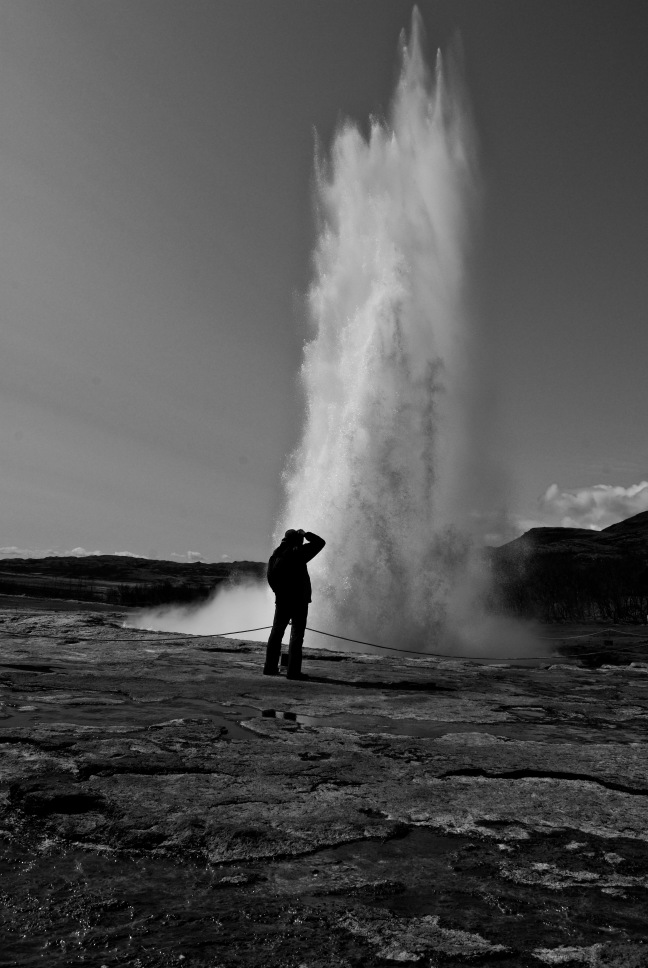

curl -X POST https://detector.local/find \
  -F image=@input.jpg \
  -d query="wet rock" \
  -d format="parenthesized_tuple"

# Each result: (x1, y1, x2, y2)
(340, 906, 508, 961)
(1, 605, 648, 965)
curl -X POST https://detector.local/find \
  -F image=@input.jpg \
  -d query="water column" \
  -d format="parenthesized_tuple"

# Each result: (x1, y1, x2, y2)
(279, 12, 480, 650)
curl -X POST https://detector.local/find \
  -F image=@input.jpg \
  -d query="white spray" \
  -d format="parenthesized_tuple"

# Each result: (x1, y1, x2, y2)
(278, 12, 500, 653)
(134, 13, 543, 659)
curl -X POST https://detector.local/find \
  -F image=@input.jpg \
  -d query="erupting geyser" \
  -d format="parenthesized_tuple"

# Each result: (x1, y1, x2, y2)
(279, 12, 486, 652)
(135, 13, 541, 659)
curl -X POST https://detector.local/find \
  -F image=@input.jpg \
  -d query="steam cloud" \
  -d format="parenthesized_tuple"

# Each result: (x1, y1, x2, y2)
(131, 581, 274, 639)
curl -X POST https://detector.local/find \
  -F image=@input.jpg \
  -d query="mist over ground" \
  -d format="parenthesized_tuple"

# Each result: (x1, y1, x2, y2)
(130, 581, 274, 640)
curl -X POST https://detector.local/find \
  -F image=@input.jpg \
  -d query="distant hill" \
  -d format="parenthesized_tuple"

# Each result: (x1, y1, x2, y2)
(4, 511, 648, 622)
(491, 510, 648, 623)
(0, 555, 266, 609)
(496, 509, 648, 558)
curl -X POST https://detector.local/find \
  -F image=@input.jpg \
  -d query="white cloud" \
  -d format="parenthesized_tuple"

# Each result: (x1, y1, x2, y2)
(0, 546, 51, 559)
(0, 545, 214, 563)
(168, 551, 204, 563)
(0, 547, 209, 562)
(537, 481, 648, 531)
(0, 545, 101, 559)
(473, 480, 648, 546)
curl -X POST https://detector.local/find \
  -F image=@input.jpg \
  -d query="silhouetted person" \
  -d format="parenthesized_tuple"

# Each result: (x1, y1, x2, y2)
(263, 529, 326, 680)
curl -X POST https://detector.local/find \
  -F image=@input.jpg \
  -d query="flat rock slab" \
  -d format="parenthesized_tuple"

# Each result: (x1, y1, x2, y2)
(1, 608, 648, 967)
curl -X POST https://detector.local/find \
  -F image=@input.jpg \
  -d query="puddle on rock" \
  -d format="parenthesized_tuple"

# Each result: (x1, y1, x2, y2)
(5, 689, 513, 742)
(0, 698, 265, 741)
(245, 707, 646, 743)
(3, 695, 641, 744)
(254, 707, 534, 740)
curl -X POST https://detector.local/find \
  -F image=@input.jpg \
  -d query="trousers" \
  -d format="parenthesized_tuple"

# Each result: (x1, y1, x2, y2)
(264, 600, 308, 677)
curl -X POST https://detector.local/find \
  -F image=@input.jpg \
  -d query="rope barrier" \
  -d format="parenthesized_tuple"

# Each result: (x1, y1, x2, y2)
(0, 620, 646, 662)
(306, 625, 474, 658)
(304, 625, 648, 661)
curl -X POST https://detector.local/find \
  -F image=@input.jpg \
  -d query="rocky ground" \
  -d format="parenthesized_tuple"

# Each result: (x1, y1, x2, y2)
(1, 603, 648, 967)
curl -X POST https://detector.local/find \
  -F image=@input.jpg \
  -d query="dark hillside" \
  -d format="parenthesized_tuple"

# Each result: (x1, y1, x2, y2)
(596, 509, 648, 549)
(491, 510, 648, 623)
(0, 555, 266, 608)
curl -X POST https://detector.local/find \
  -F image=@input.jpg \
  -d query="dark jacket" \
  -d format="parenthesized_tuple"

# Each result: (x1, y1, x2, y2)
(267, 532, 325, 604)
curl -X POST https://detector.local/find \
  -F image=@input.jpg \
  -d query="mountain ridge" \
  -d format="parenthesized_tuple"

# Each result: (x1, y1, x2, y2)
(0, 554, 266, 608)
(496, 508, 648, 558)
(491, 509, 648, 622)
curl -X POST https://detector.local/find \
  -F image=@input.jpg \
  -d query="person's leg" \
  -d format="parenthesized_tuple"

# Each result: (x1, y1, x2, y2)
(264, 602, 290, 674)
(286, 602, 308, 679)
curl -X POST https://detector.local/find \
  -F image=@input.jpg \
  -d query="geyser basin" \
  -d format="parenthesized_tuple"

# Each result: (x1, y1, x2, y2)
(4, 604, 648, 965)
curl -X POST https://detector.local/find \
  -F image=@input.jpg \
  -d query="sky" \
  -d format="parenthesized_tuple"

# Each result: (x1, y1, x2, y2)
(1, 0, 647, 561)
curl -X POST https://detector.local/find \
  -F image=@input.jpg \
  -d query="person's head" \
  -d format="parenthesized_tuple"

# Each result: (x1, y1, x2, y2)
(282, 529, 303, 548)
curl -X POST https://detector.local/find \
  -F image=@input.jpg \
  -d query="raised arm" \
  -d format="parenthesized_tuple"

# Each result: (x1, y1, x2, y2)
(302, 531, 325, 563)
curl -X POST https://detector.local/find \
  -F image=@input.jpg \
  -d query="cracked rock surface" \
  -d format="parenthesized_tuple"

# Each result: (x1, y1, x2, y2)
(1, 605, 648, 966)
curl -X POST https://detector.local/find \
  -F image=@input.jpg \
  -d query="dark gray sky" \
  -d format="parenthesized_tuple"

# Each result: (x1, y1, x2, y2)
(2, 1, 647, 560)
